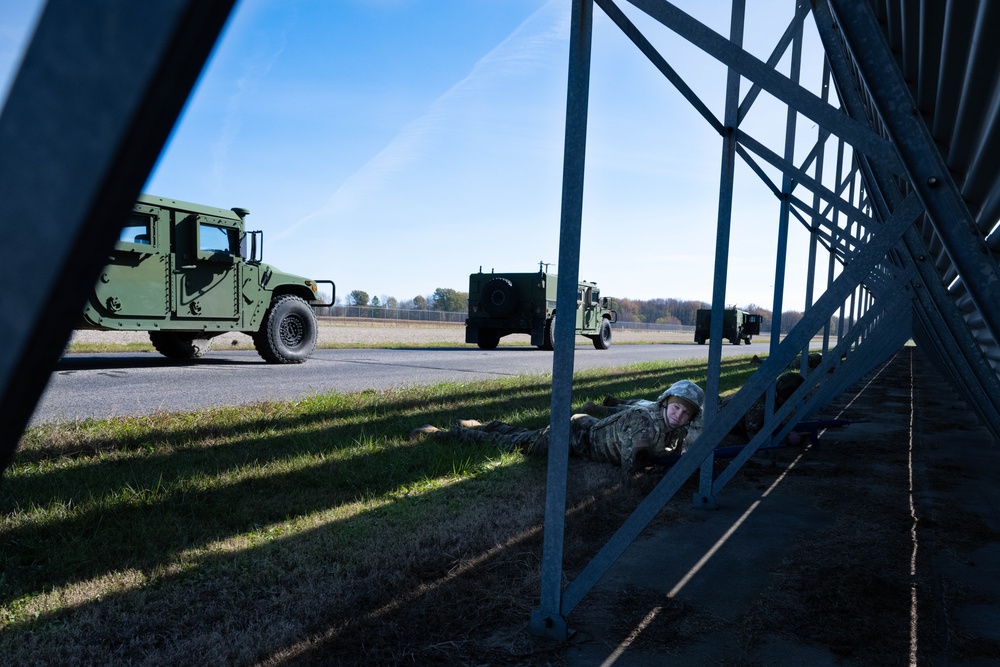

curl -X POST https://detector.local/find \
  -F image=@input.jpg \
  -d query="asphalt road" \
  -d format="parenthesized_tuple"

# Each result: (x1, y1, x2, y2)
(32, 344, 759, 426)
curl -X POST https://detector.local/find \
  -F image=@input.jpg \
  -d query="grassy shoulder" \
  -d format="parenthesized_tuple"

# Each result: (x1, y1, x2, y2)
(1, 356, 759, 665)
(63, 337, 723, 354)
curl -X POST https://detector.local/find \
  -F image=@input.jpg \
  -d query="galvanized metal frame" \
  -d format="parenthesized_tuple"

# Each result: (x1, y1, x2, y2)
(531, 0, 594, 640)
(0, 0, 236, 471)
(2, 0, 998, 646)
(532, 0, 1000, 639)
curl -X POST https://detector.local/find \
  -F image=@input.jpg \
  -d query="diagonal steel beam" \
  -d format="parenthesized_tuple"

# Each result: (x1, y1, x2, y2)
(811, 0, 1000, 439)
(826, 0, 1000, 349)
(625, 0, 902, 171)
(559, 190, 923, 616)
(595, 0, 722, 133)
(0, 0, 236, 473)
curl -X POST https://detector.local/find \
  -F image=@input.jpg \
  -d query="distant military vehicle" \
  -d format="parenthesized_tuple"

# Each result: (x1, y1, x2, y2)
(465, 265, 617, 350)
(79, 194, 334, 363)
(694, 308, 762, 345)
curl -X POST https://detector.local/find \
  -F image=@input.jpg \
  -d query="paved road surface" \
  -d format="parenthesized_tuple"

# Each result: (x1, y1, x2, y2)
(33, 344, 758, 425)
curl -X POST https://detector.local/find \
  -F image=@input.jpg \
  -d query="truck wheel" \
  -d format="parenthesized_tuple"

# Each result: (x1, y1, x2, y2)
(481, 277, 518, 317)
(731, 337, 740, 345)
(695, 336, 705, 345)
(540, 315, 555, 351)
(253, 295, 317, 363)
(477, 330, 500, 350)
(592, 319, 612, 350)
(149, 332, 213, 359)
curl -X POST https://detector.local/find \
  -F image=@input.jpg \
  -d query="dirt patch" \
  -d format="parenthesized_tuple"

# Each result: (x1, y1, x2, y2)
(562, 347, 1000, 665)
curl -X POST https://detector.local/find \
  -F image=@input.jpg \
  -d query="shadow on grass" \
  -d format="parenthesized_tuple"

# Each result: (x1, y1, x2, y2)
(0, 358, 758, 620)
(0, 453, 653, 665)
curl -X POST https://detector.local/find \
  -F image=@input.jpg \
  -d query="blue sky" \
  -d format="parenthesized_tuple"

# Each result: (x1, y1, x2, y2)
(1, 0, 828, 309)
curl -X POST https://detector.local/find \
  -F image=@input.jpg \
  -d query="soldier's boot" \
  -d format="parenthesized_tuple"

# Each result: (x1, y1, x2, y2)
(602, 395, 624, 407)
(409, 425, 443, 441)
(447, 423, 500, 444)
(579, 401, 612, 418)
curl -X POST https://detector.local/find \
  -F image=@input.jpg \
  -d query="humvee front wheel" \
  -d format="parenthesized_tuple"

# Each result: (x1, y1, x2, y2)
(253, 295, 318, 364)
(591, 319, 612, 350)
(149, 332, 213, 359)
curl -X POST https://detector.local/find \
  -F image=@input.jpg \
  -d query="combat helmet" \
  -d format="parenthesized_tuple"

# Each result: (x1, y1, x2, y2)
(774, 372, 805, 408)
(656, 380, 705, 419)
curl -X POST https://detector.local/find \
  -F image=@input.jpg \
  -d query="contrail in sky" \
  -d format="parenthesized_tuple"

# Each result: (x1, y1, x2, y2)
(273, 0, 569, 242)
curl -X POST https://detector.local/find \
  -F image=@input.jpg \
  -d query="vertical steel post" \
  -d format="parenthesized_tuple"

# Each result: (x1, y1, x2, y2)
(767, 2, 803, 410)
(695, 0, 745, 509)
(802, 54, 826, 382)
(530, 0, 593, 641)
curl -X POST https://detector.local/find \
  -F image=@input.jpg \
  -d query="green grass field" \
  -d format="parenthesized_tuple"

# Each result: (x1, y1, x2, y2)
(1, 356, 759, 665)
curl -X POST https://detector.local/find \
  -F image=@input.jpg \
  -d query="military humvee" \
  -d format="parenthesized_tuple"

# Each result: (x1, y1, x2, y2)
(465, 266, 617, 350)
(694, 308, 762, 345)
(79, 194, 334, 363)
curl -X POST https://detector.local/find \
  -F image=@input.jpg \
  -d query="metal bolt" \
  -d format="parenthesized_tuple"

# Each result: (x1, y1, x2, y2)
(927, 176, 939, 187)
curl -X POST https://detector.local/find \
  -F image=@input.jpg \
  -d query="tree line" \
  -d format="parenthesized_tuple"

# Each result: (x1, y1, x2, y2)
(336, 288, 468, 313)
(609, 298, 820, 334)
(324, 289, 833, 335)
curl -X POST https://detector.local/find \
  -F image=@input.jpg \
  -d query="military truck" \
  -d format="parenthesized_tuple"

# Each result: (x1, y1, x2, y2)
(694, 308, 762, 345)
(79, 194, 334, 363)
(465, 266, 617, 350)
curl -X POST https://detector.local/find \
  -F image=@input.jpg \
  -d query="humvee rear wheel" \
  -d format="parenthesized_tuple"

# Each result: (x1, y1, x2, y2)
(477, 330, 500, 350)
(481, 277, 518, 317)
(149, 332, 213, 359)
(592, 319, 612, 350)
(253, 295, 318, 364)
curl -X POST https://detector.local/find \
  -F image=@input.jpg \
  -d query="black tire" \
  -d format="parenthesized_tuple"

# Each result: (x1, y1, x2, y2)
(149, 332, 213, 359)
(731, 337, 741, 345)
(591, 319, 612, 350)
(540, 315, 555, 351)
(252, 295, 318, 364)
(696, 336, 705, 345)
(481, 277, 518, 317)
(477, 330, 500, 350)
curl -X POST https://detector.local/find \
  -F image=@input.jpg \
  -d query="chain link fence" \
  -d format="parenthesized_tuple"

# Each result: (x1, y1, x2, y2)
(316, 305, 467, 324)
(315, 305, 708, 332)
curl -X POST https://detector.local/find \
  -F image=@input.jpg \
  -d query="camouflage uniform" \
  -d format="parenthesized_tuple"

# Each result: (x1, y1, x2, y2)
(718, 371, 804, 442)
(591, 372, 804, 446)
(445, 380, 705, 469)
